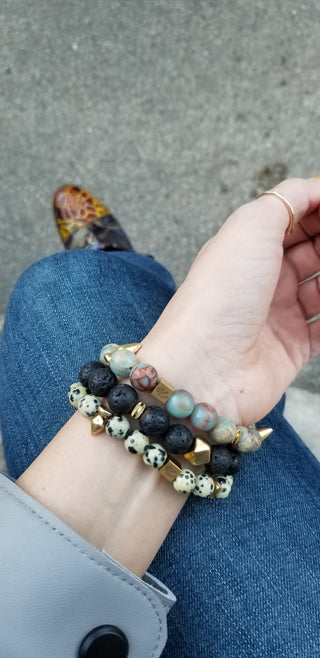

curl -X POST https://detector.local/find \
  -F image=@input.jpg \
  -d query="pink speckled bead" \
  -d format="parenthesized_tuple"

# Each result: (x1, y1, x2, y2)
(129, 363, 159, 391)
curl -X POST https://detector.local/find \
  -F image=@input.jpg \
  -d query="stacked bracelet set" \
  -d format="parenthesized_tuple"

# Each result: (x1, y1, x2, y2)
(68, 343, 272, 500)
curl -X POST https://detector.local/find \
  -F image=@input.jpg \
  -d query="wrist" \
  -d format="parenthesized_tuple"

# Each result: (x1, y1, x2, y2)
(17, 411, 186, 577)
(139, 326, 241, 425)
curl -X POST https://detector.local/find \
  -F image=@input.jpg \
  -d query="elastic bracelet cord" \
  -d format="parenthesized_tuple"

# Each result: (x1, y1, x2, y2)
(68, 343, 272, 500)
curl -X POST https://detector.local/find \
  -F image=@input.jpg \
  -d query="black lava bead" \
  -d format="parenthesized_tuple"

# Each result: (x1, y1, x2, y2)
(108, 384, 138, 414)
(88, 366, 118, 397)
(208, 447, 232, 475)
(79, 361, 105, 388)
(162, 424, 194, 454)
(139, 406, 170, 438)
(227, 451, 243, 474)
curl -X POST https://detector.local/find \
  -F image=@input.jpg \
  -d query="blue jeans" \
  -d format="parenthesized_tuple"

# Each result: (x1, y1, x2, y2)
(0, 250, 320, 657)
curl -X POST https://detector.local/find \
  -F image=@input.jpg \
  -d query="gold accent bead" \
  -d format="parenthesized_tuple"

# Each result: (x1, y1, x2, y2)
(91, 414, 106, 435)
(98, 406, 112, 421)
(208, 479, 223, 499)
(184, 437, 211, 466)
(118, 342, 142, 354)
(159, 456, 183, 482)
(151, 378, 175, 403)
(257, 427, 273, 442)
(131, 401, 147, 419)
(233, 428, 243, 446)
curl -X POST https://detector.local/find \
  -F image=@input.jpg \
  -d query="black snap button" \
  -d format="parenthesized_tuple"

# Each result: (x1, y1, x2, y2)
(78, 625, 129, 658)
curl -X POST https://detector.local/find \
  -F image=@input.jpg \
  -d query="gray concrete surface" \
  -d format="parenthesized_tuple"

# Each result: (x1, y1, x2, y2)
(0, 0, 319, 433)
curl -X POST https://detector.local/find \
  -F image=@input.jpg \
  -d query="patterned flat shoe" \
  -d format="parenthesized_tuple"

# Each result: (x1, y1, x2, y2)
(54, 185, 134, 251)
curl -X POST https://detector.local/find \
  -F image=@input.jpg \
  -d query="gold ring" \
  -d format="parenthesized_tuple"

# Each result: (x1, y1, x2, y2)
(258, 190, 295, 237)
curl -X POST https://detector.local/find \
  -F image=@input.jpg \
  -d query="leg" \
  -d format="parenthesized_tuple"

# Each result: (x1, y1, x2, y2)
(0, 249, 176, 477)
(152, 402, 320, 657)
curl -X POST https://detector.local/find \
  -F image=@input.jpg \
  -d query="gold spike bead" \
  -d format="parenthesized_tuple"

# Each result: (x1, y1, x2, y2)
(159, 457, 183, 482)
(208, 479, 223, 499)
(184, 437, 211, 466)
(91, 414, 106, 435)
(151, 378, 175, 404)
(101, 343, 120, 365)
(118, 342, 142, 354)
(257, 427, 273, 442)
(131, 402, 146, 419)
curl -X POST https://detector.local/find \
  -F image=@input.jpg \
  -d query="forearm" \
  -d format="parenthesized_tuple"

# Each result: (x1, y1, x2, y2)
(16, 305, 246, 578)
(17, 408, 186, 578)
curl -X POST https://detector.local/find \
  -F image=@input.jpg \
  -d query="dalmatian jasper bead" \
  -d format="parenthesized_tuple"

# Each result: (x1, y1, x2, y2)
(236, 426, 262, 453)
(68, 382, 88, 408)
(143, 443, 167, 468)
(124, 429, 149, 454)
(106, 415, 130, 439)
(78, 394, 100, 418)
(193, 473, 215, 498)
(173, 469, 196, 494)
(215, 474, 233, 499)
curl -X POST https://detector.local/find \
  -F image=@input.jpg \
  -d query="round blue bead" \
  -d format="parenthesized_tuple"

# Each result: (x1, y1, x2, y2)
(191, 403, 217, 431)
(109, 349, 138, 377)
(99, 343, 119, 364)
(166, 390, 195, 419)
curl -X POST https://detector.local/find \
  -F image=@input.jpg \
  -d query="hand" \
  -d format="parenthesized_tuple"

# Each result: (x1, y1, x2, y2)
(141, 177, 320, 425)
(17, 178, 320, 577)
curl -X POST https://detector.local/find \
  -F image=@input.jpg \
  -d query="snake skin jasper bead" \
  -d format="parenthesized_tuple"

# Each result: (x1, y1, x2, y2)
(108, 384, 138, 414)
(143, 443, 167, 468)
(139, 406, 170, 437)
(166, 390, 195, 418)
(124, 429, 149, 454)
(106, 414, 130, 439)
(193, 473, 215, 498)
(99, 343, 119, 364)
(129, 363, 159, 391)
(191, 402, 218, 431)
(109, 348, 138, 377)
(162, 424, 194, 454)
(79, 361, 105, 388)
(68, 382, 88, 408)
(78, 394, 100, 418)
(215, 474, 233, 499)
(236, 426, 262, 453)
(88, 366, 117, 397)
(208, 447, 232, 475)
(210, 417, 237, 444)
(173, 469, 196, 494)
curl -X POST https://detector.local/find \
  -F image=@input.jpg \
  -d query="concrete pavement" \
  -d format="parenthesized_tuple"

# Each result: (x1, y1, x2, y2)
(0, 0, 319, 470)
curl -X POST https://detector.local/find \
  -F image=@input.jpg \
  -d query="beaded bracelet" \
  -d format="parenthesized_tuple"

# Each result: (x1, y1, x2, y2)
(68, 342, 272, 500)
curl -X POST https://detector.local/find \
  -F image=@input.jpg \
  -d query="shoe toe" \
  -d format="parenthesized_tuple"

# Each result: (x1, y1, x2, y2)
(54, 185, 111, 246)
(53, 185, 133, 252)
